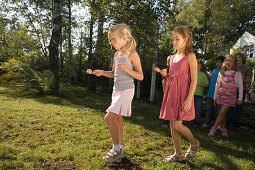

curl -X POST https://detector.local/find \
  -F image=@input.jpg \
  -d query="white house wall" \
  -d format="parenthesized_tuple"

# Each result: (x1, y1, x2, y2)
(230, 31, 255, 61)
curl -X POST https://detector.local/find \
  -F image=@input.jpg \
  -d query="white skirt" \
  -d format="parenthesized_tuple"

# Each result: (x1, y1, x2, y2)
(106, 88, 135, 117)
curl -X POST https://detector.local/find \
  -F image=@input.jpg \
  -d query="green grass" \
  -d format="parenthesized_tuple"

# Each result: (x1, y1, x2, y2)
(0, 84, 255, 169)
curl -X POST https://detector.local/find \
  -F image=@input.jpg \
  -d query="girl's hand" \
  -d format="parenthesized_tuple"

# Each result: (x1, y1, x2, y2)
(160, 69, 167, 77)
(118, 63, 129, 72)
(93, 70, 104, 76)
(213, 99, 217, 107)
(86, 69, 93, 74)
(154, 67, 160, 73)
(237, 100, 242, 105)
(182, 98, 192, 112)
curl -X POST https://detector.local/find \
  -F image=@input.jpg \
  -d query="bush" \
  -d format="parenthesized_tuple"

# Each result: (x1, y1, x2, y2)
(38, 70, 55, 94)
(0, 58, 55, 94)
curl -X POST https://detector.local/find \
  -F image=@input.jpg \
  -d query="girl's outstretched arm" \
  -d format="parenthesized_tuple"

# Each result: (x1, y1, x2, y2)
(182, 52, 197, 112)
(93, 53, 117, 78)
(118, 51, 144, 81)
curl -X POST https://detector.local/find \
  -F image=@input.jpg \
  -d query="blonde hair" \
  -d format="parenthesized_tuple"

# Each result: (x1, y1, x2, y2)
(220, 55, 238, 76)
(172, 25, 193, 53)
(108, 23, 136, 54)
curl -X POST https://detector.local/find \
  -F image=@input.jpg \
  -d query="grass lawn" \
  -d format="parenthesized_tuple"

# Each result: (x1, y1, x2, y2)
(0, 84, 255, 169)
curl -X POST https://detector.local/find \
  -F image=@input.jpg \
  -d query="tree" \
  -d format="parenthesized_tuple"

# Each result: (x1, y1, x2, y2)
(150, 26, 160, 102)
(68, 0, 78, 82)
(87, 0, 109, 92)
(48, 0, 62, 92)
(7, 0, 53, 58)
(175, 0, 255, 62)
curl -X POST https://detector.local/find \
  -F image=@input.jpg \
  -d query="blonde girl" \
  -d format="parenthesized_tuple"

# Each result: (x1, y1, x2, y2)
(208, 55, 243, 137)
(89, 23, 143, 163)
(159, 25, 199, 162)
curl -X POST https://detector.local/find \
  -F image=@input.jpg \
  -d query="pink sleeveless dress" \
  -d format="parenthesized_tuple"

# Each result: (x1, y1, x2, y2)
(160, 53, 195, 121)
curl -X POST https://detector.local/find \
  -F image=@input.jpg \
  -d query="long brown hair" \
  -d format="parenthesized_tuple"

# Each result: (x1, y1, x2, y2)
(172, 25, 193, 54)
(234, 53, 246, 65)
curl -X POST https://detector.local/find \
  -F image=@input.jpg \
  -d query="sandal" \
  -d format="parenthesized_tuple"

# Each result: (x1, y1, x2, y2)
(185, 140, 200, 159)
(165, 153, 184, 162)
(103, 149, 122, 163)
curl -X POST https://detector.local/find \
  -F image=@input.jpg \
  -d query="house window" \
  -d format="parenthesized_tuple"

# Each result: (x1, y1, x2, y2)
(248, 45, 254, 58)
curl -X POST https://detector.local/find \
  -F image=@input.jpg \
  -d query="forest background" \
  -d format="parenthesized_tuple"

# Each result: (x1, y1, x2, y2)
(0, 0, 255, 102)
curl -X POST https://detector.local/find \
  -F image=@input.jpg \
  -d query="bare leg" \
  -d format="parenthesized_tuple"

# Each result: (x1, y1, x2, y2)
(213, 105, 230, 129)
(221, 115, 226, 129)
(171, 121, 198, 151)
(170, 121, 182, 155)
(114, 115, 123, 145)
(104, 112, 119, 145)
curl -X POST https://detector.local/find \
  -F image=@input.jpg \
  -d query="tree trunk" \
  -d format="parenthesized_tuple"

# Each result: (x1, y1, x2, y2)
(136, 39, 144, 99)
(78, 30, 84, 80)
(48, 0, 62, 92)
(87, 0, 96, 91)
(88, 6, 105, 92)
(68, 0, 77, 83)
(150, 26, 159, 102)
(109, 48, 115, 91)
(60, 34, 63, 75)
(60, 26, 63, 75)
(94, 10, 104, 66)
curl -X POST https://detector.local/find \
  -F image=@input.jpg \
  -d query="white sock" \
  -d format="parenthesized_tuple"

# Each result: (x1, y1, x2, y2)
(113, 144, 120, 151)
(120, 145, 123, 149)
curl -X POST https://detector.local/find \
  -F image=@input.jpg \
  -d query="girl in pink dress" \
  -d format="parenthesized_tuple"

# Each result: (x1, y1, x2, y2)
(208, 55, 243, 137)
(89, 24, 144, 163)
(159, 25, 199, 162)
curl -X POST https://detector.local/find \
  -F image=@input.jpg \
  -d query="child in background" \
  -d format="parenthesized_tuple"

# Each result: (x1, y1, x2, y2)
(203, 56, 225, 127)
(161, 56, 171, 127)
(89, 24, 143, 163)
(193, 60, 209, 127)
(160, 25, 199, 162)
(226, 53, 251, 127)
(208, 55, 243, 137)
(161, 56, 171, 91)
(248, 82, 255, 102)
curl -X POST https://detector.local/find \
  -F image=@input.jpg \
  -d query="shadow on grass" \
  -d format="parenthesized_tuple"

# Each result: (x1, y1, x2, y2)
(195, 127, 255, 169)
(107, 158, 143, 170)
(0, 84, 162, 133)
(0, 84, 110, 113)
(182, 161, 204, 170)
(1, 84, 255, 169)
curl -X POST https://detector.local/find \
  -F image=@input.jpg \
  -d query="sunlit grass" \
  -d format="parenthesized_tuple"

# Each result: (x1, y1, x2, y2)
(0, 84, 254, 169)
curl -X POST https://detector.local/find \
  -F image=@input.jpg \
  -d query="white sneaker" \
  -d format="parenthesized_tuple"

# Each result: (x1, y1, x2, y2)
(202, 124, 209, 128)
(103, 149, 122, 163)
(120, 148, 125, 158)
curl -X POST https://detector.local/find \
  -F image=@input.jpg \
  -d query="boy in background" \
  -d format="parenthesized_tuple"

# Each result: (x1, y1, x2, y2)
(193, 60, 209, 127)
(203, 56, 225, 127)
